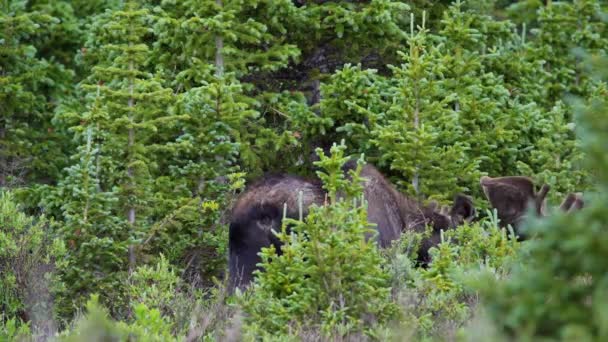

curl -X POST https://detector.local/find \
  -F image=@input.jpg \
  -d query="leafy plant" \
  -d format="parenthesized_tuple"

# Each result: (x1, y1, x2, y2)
(61, 295, 178, 342)
(389, 213, 520, 340)
(0, 191, 61, 338)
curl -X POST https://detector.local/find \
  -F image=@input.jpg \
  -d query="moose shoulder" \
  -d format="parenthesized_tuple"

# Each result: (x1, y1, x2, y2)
(228, 164, 475, 290)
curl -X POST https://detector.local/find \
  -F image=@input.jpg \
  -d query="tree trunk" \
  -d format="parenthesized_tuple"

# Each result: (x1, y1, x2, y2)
(412, 83, 420, 197)
(128, 60, 136, 274)
(196, 0, 225, 196)
(215, 0, 224, 78)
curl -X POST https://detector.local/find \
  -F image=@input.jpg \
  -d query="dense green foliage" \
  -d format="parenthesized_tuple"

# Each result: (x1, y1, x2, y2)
(0, 191, 60, 337)
(475, 52, 608, 341)
(1, 0, 606, 340)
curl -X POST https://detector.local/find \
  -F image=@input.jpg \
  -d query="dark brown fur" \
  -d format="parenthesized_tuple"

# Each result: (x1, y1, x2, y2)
(357, 164, 473, 247)
(481, 176, 584, 234)
(480, 176, 549, 232)
(559, 192, 585, 212)
(229, 164, 475, 290)
(228, 174, 325, 288)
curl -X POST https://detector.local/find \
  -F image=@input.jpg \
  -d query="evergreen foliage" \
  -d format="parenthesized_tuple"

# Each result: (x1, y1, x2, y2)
(374, 12, 479, 200)
(386, 211, 519, 340)
(0, 1, 72, 185)
(1, 0, 606, 339)
(0, 191, 60, 338)
(61, 295, 177, 342)
(316, 1, 592, 204)
(47, 0, 180, 318)
(475, 52, 608, 340)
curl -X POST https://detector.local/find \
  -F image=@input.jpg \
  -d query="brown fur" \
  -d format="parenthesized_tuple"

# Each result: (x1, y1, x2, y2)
(481, 176, 584, 234)
(228, 164, 475, 290)
(480, 176, 550, 231)
(228, 175, 324, 289)
(358, 164, 474, 246)
(231, 175, 325, 222)
(559, 192, 585, 213)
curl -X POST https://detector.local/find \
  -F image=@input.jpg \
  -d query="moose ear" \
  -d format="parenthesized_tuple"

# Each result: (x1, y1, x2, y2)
(450, 194, 476, 224)
(559, 193, 577, 212)
(570, 193, 584, 211)
(535, 184, 550, 216)
(561, 192, 584, 212)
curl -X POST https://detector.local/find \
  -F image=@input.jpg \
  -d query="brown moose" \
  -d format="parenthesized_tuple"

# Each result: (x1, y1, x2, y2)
(228, 163, 475, 290)
(480, 175, 584, 235)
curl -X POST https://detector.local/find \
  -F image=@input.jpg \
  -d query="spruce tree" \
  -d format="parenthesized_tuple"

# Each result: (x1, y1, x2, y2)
(319, 1, 593, 205)
(437, 2, 549, 198)
(373, 13, 479, 201)
(51, 87, 127, 318)
(152, 0, 307, 174)
(49, 1, 178, 317)
(319, 64, 390, 156)
(0, 1, 71, 186)
(466, 0, 595, 198)
(153, 0, 301, 85)
(142, 71, 253, 282)
(530, 0, 608, 105)
(81, 0, 175, 273)
(138, 0, 287, 278)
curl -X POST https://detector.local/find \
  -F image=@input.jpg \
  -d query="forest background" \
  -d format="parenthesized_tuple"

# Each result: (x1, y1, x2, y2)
(1, 0, 608, 340)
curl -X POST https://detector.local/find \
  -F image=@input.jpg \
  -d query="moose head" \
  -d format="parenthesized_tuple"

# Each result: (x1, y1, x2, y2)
(480, 175, 584, 235)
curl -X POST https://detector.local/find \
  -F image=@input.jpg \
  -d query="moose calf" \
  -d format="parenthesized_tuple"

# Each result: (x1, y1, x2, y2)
(229, 163, 475, 290)
(480, 175, 584, 235)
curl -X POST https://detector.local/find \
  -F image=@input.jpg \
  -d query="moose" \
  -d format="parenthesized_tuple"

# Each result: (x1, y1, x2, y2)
(480, 175, 585, 235)
(228, 163, 476, 290)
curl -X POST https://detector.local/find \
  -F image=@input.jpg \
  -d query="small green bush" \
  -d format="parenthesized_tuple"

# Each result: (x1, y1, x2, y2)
(61, 295, 177, 342)
(0, 318, 31, 342)
(389, 213, 520, 341)
(0, 191, 62, 338)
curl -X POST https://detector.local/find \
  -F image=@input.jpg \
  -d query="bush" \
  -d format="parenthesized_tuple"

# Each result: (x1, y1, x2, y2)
(61, 295, 177, 342)
(388, 213, 520, 341)
(127, 254, 212, 336)
(58, 280, 240, 341)
(127, 255, 182, 322)
(0, 191, 61, 338)
(0, 318, 31, 342)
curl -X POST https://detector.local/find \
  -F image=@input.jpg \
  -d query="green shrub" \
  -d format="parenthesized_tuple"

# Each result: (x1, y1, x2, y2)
(61, 295, 178, 342)
(0, 318, 31, 342)
(389, 213, 520, 341)
(127, 254, 211, 336)
(127, 255, 180, 317)
(0, 191, 62, 338)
